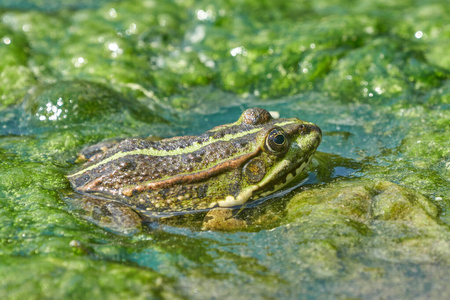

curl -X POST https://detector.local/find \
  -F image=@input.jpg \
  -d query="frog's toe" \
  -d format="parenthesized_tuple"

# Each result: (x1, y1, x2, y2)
(202, 208, 248, 231)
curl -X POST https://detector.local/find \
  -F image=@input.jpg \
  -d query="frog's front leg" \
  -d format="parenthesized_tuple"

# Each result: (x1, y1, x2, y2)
(202, 207, 248, 231)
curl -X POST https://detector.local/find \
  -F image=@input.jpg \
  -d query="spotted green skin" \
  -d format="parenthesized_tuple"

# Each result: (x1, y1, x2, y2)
(68, 108, 322, 217)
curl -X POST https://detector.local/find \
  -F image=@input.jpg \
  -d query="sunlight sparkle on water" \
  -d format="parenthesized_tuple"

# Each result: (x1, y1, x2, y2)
(196, 9, 215, 21)
(126, 23, 137, 35)
(230, 46, 247, 57)
(108, 42, 123, 57)
(108, 8, 117, 18)
(374, 86, 384, 95)
(72, 57, 86, 68)
(37, 98, 67, 121)
(196, 9, 208, 20)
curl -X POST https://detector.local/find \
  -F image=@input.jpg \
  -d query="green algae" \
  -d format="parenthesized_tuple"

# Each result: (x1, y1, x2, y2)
(0, 23, 36, 108)
(283, 180, 449, 297)
(0, 256, 182, 299)
(0, 0, 119, 12)
(322, 37, 448, 102)
(0, 0, 449, 299)
(22, 80, 164, 125)
(285, 180, 442, 229)
(1, 0, 447, 106)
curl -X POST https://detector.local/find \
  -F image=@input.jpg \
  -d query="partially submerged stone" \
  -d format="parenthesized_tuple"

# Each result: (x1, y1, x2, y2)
(286, 180, 440, 227)
(285, 180, 449, 263)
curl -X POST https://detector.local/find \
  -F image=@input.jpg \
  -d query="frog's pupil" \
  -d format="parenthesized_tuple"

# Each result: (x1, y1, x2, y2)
(274, 134, 285, 145)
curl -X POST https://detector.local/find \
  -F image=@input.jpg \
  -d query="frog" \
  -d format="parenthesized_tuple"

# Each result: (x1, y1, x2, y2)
(66, 107, 322, 233)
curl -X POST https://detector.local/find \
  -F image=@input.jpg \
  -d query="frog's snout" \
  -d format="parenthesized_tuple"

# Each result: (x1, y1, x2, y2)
(312, 124, 322, 141)
(315, 124, 322, 138)
(307, 123, 322, 148)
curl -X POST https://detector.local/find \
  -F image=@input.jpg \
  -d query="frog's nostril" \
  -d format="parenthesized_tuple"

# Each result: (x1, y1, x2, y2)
(299, 124, 306, 134)
(302, 124, 322, 136)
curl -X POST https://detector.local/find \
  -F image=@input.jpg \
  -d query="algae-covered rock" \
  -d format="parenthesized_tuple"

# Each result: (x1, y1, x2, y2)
(396, 119, 449, 196)
(286, 180, 440, 228)
(2, 0, 448, 104)
(400, 121, 449, 168)
(22, 80, 164, 126)
(361, 91, 449, 216)
(285, 180, 450, 271)
(322, 37, 449, 102)
(0, 256, 183, 299)
(371, 181, 439, 224)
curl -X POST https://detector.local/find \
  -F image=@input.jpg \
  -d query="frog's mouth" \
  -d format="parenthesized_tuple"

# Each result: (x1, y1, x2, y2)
(258, 153, 315, 198)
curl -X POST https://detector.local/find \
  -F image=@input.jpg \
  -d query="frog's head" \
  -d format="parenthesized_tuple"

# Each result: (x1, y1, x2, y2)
(214, 107, 321, 207)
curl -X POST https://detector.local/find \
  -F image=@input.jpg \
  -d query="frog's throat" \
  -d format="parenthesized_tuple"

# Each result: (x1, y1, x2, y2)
(214, 154, 313, 208)
(68, 120, 295, 179)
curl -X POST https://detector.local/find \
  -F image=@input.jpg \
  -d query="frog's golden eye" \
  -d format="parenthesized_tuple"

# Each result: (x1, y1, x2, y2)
(265, 128, 290, 155)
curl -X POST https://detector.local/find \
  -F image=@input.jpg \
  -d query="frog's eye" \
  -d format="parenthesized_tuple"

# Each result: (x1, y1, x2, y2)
(265, 128, 290, 155)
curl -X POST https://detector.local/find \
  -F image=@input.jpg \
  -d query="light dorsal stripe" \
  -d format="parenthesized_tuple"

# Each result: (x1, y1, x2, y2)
(68, 120, 295, 178)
